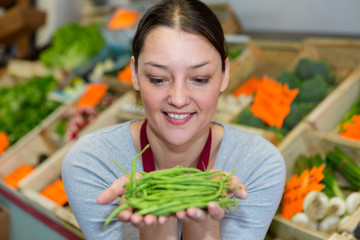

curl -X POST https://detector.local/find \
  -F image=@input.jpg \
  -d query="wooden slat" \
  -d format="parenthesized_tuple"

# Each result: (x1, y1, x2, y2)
(0, 0, 15, 7)
(328, 232, 355, 240)
(270, 215, 330, 240)
(306, 65, 360, 132)
(0, 6, 46, 44)
(342, 207, 360, 239)
(272, 121, 360, 239)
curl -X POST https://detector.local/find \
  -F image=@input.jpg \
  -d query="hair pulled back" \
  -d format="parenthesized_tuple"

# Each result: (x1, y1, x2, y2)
(132, 0, 227, 71)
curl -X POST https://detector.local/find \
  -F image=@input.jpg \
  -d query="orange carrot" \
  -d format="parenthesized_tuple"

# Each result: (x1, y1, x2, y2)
(250, 76, 298, 128)
(0, 132, 10, 155)
(41, 179, 68, 206)
(117, 64, 132, 83)
(107, 9, 139, 30)
(340, 115, 360, 141)
(76, 83, 108, 108)
(232, 76, 262, 97)
(3, 164, 35, 189)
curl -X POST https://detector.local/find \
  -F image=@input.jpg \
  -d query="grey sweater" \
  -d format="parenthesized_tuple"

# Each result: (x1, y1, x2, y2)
(62, 120, 286, 240)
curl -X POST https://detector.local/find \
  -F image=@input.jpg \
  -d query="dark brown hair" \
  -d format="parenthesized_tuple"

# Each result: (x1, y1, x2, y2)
(132, 0, 227, 71)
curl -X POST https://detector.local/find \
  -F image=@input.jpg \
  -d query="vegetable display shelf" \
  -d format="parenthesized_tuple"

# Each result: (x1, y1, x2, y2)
(229, 38, 360, 148)
(0, 181, 82, 240)
(300, 38, 360, 82)
(16, 91, 145, 237)
(225, 35, 256, 94)
(0, 98, 74, 187)
(303, 65, 360, 153)
(224, 38, 301, 94)
(0, 82, 125, 193)
(225, 38, 301, 112)
(268, 122, 360, 240)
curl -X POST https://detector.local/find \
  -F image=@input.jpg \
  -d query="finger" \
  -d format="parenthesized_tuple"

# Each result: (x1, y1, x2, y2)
(186, 207, 206, 222)
(96, 176, 130, 204)
(207, 201, 224, 220)
(131, 213, 144, 228)
(229, 176, 247, 200)
(118, 205, 132, 222)
(144, 214, 157, 226)
(176, 210, 191, 222)
(158, 216, 169, 224)
(97, 173, 143, 205)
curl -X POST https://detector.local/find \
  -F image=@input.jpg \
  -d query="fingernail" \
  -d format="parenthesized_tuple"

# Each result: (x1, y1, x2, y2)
(235, 189, 247, 199)
(196, 210, 203, 218)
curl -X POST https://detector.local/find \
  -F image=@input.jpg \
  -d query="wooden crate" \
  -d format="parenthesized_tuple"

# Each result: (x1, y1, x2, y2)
(303, 65, 360, 156)
(18, 141, 84, 239)
(224, 39, 300, 94)
(341, 207, 360, 239)
(0, 100, 73, 184)
(17, 91, 146, 238)
(269, 122, 360, 240)
(226, 37, 257, 94)
(231, 38, 360, 149)
(249, 39, 301, 79)
(301, 38, 360, 81)
(207, 3, 243, 35)
(220, 39, 301, 127)
(328, 232, 356, 240)
(0, 85, 126, 192)
(225, 38, 301, 98)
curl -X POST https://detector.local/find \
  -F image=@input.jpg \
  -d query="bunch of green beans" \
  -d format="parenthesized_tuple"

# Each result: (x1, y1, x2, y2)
(104, 144, 239, 229)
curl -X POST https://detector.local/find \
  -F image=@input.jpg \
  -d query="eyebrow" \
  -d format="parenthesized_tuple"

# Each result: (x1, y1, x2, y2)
(145, 61, 210, 70)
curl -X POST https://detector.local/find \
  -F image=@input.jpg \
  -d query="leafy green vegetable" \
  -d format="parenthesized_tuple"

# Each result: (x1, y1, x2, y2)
(234, 57, 338, 139)
(235, 107, 265, 129)
(276, 70, 301, 89)
(39, 23, 105, 71)
(338, 98, 360, 132)
(0, 75, 61, 145)
(296, 75, 331, 103)
(228, 45, 243, 62)
(295, 58, 337, 85)
(283, 102, 317, 130)
(326, 146, 360, 190)
(294, 153, 345, 199)
(235, 107, 288, 139)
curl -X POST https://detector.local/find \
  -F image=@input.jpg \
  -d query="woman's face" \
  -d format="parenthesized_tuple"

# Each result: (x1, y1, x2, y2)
(131, 26, 229, 146)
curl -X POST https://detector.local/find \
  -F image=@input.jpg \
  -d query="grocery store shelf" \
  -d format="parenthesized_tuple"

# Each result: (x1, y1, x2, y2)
(0, 184, 82, 240)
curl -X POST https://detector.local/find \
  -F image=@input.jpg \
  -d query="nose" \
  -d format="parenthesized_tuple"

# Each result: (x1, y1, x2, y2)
(167, 81, 190, 108)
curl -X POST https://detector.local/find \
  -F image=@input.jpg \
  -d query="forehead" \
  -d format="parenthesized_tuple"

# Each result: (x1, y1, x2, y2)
(139, 26, 220, 64)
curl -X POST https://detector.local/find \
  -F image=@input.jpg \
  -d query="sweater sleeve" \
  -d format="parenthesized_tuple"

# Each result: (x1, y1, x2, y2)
(215, 124, 286, 240)
(61, 122, 141, 240)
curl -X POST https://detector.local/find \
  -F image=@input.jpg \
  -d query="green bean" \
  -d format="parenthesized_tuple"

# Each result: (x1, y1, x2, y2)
(104, 144, 239, 229)
(104, 203, 130, 229)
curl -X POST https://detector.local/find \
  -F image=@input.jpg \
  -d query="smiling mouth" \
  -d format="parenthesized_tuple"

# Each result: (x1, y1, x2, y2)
(166, 112, 193, 120)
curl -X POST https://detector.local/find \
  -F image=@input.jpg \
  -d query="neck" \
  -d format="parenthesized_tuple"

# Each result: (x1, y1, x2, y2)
(146, 123, 210, 170)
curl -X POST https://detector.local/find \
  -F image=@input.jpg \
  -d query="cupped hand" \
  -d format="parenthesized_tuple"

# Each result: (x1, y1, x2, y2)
(96, 173, 171, 228)
(96, 169, 247, 227)
(176, 169, 247, 222)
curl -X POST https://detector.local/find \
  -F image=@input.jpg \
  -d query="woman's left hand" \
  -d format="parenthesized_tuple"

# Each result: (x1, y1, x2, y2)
(176, 170, 247, 222)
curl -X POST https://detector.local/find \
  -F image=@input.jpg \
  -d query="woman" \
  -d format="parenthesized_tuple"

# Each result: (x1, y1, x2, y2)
(62, 0, 286, 239)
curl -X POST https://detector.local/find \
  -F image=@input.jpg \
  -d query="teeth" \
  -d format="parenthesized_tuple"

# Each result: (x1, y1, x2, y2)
(168, 113, 190, 120)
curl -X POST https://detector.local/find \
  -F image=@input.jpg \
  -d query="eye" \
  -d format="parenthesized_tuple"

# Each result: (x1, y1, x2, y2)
(193, 78, 209, 85)
(149, 78, 165, 85)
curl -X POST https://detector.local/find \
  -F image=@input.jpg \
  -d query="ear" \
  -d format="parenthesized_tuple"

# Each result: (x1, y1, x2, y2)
(220, 57, 230, 93)
(130, 56, 140, 91)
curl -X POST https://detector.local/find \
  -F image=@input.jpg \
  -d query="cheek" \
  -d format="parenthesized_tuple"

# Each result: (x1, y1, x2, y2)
(140, 89, 163, 111)
(197, 89, 220, 111)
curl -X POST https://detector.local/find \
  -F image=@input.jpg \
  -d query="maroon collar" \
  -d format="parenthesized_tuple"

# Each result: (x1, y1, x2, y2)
(140, 119, 212, 172)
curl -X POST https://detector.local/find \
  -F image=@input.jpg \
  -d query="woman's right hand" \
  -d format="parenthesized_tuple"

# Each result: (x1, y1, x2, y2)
(96, 173, 171, 228)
